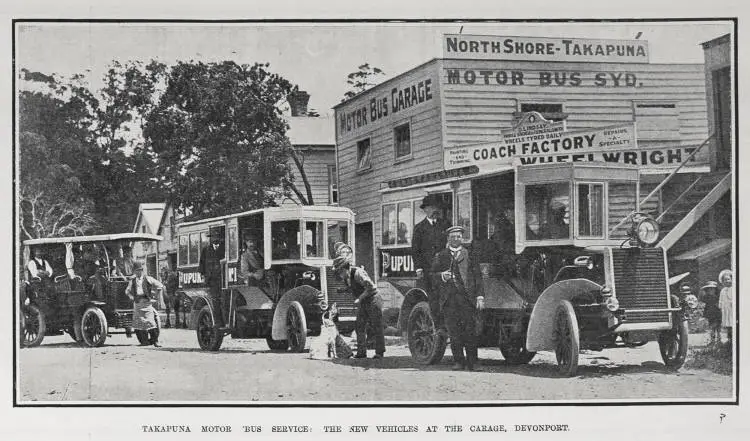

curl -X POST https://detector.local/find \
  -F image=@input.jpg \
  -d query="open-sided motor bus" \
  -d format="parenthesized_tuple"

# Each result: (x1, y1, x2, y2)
(397, 162, 696, 376)
(176, 206, 357, 352)
(20, 233, 163, 347)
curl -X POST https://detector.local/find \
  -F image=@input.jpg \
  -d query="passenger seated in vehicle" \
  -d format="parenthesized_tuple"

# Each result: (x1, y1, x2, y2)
(113, 244, 136, 278)
(27, 246, 53, 281)
(239, 236, 265, 286)
(547, 204, 570, 239)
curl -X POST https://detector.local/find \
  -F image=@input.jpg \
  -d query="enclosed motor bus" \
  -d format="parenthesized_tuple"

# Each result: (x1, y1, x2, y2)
(176, 206, 357, 352)
(397, 161, 696, 376)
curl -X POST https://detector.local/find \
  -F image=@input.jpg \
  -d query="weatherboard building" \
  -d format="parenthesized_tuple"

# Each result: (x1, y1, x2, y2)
(333, 33, 731, 308)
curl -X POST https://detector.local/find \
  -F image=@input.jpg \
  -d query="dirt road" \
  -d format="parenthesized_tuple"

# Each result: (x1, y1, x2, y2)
(17, 329, 732, 402)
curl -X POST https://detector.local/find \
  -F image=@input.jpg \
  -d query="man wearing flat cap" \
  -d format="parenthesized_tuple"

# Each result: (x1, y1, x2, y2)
(200, 230, 226, 328)
(411, 194, 448, 334)
(431, 225, 485, 370)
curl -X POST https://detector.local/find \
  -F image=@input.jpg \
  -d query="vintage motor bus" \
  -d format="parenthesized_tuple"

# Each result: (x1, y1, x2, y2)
(398, 162, 696, 376)
(20, 233, 163, 347)
(176, 206, 357, 352)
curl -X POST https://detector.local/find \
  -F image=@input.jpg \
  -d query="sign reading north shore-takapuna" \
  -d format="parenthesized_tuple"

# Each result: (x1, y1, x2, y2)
(443, 123, 698, 172)
(443, 34, 650, 64)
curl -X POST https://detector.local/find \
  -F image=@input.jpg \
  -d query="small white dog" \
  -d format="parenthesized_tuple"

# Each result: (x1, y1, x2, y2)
(309, 317, 339, 360)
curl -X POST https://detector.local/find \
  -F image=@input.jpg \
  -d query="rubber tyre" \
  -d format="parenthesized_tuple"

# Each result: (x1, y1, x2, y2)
(196, 306, 224, 351)
(22, 304, 46, 348)
(81, 307, 108, 347)
(659, 317, 689, 370)
(286, 301, 307, 353)
(407, 301, 447, 365)
(500, 342, 536, 365)
(266, 338, 289, 351)
(554, 300, 580, 377)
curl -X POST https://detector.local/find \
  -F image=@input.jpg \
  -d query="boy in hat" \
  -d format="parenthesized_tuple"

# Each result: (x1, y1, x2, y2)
(332, 243, 385, 359)
(126, 261, 165, 347)
(431, 225, 485, 370)
(412, 194, 448, 334)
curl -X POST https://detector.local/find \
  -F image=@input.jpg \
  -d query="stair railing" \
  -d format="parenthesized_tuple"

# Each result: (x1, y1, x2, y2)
(655, 175, 704, 223)
(608, 133, 714, 235)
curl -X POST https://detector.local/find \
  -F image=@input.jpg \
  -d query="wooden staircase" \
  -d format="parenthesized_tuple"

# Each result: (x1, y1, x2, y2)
(656, 171, 731, 250)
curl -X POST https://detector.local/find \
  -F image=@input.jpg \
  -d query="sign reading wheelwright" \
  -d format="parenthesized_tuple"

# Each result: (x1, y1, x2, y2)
(443, 34, 650, 63)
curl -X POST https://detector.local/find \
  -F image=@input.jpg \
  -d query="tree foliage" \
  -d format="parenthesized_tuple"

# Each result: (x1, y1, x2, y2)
(343, 63, 386, 101)
(144, 61, 300, 216)
(18, 63, 168, 237)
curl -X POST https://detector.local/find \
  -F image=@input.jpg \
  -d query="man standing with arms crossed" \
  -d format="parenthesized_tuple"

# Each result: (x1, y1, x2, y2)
(411, 194, 448, 335)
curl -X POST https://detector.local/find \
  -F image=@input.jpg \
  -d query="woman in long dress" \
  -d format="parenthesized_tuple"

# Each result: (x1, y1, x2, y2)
(717, 269, 734, 343)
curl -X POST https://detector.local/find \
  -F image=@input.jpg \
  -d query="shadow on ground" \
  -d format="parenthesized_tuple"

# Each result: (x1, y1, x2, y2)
(330, 355, 675, 379)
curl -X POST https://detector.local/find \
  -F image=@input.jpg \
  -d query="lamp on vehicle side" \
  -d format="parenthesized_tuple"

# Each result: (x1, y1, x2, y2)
(604, 296, 620, 312)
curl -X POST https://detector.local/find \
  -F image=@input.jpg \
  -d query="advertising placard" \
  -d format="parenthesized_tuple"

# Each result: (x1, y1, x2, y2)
(441, 123, 702, 173)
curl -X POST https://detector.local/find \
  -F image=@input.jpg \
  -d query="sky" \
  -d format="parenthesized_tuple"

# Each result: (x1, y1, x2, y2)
(15, 21, 733, 116)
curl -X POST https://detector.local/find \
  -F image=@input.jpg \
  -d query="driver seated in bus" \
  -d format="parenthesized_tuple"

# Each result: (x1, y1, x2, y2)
(239, 235, 265, 286)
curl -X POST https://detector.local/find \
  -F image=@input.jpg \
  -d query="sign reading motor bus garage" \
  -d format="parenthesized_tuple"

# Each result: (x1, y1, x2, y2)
(444, 123, 698, 172)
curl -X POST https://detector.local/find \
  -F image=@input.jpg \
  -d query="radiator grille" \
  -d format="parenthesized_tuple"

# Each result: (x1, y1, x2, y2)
(325, 267, 357, 320)
(612, 248, 670, 324)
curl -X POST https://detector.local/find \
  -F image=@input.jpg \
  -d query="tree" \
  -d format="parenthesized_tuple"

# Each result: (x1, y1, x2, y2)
(144, 61, 301, 216)
(18, 64, 169, 235)
(342, 63, 386, 101)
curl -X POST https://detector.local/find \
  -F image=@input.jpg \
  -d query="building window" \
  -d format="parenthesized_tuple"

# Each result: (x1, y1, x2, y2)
(382, 201, 414, 246)
(519, 102, 566, 122)
(633, 102, 680, 142)
(328, 165, 338, 204)
(394, 123, 411, 160)
(357, 138, 372, 172)
(456, 191, 472, 239)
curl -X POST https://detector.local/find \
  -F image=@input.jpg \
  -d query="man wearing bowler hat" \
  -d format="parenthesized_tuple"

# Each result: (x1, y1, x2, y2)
(200, 230, 226, 328)
(431, 225, 485, 370)
(412, 194, 448, 334)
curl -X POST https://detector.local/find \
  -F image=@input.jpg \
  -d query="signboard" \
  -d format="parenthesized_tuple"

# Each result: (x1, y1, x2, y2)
(443, 123, 702, 172)
(501, 111, 566, 139)
(380, 248, 416, 279)
(443, 34, 650, 64)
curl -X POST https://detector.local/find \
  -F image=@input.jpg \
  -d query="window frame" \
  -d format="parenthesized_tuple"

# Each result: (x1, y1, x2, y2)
(632, 100, 680, 142)
(523, 180, 572, 242)
(574, 181, 607, 239)
(327, 164, 338, 205)
(356, 137, 372, 173)
(393, 120, 413, 163)
(517, 101, 566, 122)
(455, 190, 473, 243)
(303, 220, 326, 258)
(380, 198, 422, 249)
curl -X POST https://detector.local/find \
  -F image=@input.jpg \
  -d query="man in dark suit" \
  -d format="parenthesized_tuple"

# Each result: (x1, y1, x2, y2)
(200, 231, 226, 327)
(411, 194, 448, 332)
(431, 226, 485, 371)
